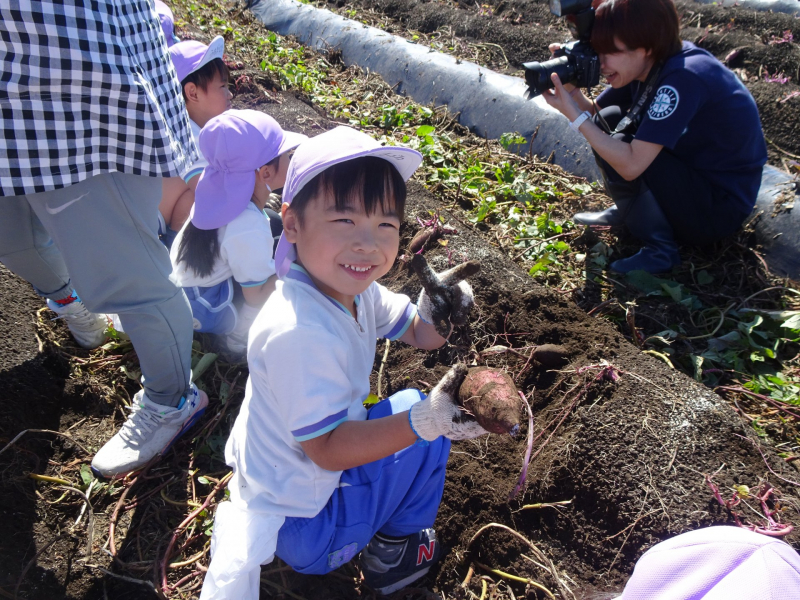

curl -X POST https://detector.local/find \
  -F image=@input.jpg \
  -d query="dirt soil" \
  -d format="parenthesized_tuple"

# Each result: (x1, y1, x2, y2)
(318, 0, 800, 167)
(2, 2, 800, 600)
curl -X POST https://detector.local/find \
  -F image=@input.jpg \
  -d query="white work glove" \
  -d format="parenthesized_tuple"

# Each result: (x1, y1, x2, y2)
(409, 364, 489, 441)
(410, 254, 480, 338)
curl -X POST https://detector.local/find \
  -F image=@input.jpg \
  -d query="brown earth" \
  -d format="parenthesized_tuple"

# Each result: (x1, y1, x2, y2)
(318, 0, 800, 167)
(2, 3, 800, 600)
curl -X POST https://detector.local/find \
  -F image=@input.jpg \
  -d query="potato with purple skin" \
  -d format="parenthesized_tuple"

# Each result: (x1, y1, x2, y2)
(458, 367, 522, 435)
(409, 226, 442, 254)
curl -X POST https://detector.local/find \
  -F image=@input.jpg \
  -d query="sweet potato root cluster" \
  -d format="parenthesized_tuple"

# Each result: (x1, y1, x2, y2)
(458, 367, 522, 435)
(408, 212, 457, 254)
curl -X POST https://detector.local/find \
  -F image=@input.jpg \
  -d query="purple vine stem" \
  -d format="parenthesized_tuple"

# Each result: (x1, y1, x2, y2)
(509, 390, 534, 500)
(705, 474, 794, 537)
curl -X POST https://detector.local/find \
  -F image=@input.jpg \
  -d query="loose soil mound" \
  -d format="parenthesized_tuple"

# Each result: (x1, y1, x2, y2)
(389, 180, 800, 598)
(5, 94, 796, 598)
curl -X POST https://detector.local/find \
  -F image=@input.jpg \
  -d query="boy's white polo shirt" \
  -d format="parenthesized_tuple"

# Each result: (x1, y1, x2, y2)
(170, 202, 275, 288)
(179, 119, 210, 184)
(225, 264, 417, 518)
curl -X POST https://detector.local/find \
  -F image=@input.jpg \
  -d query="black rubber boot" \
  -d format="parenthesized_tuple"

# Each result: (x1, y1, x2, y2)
(573, 166, 632, 226)
(610, 188, 681, 274)
(574, 205, 623, 226)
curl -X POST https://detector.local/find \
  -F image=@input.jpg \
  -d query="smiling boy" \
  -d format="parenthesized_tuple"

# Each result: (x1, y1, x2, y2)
(200, 127, 487, 599)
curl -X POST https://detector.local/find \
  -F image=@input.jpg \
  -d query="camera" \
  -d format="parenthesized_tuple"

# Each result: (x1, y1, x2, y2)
(523, 0, 600, 97)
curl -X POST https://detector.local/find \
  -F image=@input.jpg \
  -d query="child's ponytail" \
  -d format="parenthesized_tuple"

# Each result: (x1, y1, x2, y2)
(176, 223, 221, 278)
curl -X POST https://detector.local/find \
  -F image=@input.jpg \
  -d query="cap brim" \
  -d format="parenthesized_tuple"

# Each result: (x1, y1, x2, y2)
(277, 131, 308, 157)
(286, 145, 422, 207)
(194, 35, 225, 76)
(193, 168, 255, 230)
(363, 147, 422, 182)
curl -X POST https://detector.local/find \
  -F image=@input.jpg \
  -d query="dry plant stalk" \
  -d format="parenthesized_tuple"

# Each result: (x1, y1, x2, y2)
(466, 522, 573, 599)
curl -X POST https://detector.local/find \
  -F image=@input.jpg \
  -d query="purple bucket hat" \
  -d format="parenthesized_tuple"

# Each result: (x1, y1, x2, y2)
(155, 1, 178, 47)
(192, 109, 308, 230)
(274, 126, 423, 277)
(169, 35, 225, 83)
(617, 526, 800, 600)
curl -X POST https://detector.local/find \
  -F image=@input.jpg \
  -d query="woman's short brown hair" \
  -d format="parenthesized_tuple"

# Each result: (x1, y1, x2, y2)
(591, 0, 682, 64)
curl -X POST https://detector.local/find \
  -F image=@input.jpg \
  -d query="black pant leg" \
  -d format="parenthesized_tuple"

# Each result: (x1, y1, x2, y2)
(591, 105, 748, 245)
(642, 151, 749, 244)
(591, 106, 635, 184)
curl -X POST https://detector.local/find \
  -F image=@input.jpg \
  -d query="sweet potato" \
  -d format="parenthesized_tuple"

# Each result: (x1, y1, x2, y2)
(531, 344, 569, 368)
(458, 367, 521, 435)
(408, 213, 458, 254)
(409, 226, 441, 254)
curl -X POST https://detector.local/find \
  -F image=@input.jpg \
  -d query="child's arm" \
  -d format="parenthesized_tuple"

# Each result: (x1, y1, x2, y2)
(300, 412, 416, 471)
(159, 175, 200, 231)
(159, 176, 189, 230)
(397, 316, 446, 350)
(299, 365, 486, 471)
(241, 275, 277, 307)
(169, 175, 200, 231)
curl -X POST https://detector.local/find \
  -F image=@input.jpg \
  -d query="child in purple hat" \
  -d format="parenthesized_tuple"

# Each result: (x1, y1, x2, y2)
(613, 525, 800, 600)
(154, 1, 179, 47)
(158, 36, 231, 248)
(170, 109, 306, 354)
(200, 126, 487, 600)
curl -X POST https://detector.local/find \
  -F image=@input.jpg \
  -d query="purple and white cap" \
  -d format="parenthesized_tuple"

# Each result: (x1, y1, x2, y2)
(616, 526, 800, 600)
(192, 109, 307, 230)
(155, 1, 178, 47)
(274, 126, 423, 277)
(169, 35, 225, 83)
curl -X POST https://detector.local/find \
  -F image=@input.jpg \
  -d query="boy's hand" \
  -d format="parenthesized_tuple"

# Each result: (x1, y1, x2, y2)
(410, 254, 480, 339)
(409, 364, 489, 441)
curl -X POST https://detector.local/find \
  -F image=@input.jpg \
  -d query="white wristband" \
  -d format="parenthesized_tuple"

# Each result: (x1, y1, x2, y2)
(570, 110, 591, 132)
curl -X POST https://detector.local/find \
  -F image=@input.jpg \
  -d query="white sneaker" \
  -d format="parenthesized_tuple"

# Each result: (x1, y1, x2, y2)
(91, 385, 209, 478)
(225, 332, 247, 356)
(47, 297, 110, 349)
(109, 313, 125, 334)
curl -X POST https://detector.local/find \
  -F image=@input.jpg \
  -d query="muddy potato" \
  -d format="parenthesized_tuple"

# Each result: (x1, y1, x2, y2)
(408, 226, 440, 253)
(458, 367, 522, 434)
(531, 344, 569, 368)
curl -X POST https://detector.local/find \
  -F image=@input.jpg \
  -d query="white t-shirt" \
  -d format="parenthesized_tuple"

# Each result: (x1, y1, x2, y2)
(224, 263, 417, 517)
(170, 203, 276, 288)
(179, 119, 209, 183)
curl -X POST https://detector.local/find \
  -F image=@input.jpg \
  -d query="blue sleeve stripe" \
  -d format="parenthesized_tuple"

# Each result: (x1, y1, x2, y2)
(385, 303, 416, 341)
(183, 167, 204, 183)
(292, 409, 348, 441)
(239, 279, 268, 288)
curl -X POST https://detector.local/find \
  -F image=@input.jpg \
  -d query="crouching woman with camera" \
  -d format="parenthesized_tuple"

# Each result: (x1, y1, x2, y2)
(543, 0, 767, 274)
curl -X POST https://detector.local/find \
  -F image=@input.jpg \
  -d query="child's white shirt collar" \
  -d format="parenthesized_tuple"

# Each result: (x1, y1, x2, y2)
(283, 263, 362, 317)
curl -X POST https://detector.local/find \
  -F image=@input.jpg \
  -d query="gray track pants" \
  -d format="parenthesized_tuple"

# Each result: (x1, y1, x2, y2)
(0, 172, 192, 407)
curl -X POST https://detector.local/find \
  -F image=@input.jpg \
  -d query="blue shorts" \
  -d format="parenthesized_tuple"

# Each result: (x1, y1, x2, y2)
(275, 389, 451, 574)
(183, 278, 237, 335)
(156, 212, 179, 250)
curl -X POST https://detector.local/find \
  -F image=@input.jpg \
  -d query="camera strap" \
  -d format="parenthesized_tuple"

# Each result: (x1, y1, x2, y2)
(613, 62, 664, 135)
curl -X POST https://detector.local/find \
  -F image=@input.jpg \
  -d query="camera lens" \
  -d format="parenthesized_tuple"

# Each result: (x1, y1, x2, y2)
(523, 55, 575, 96)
